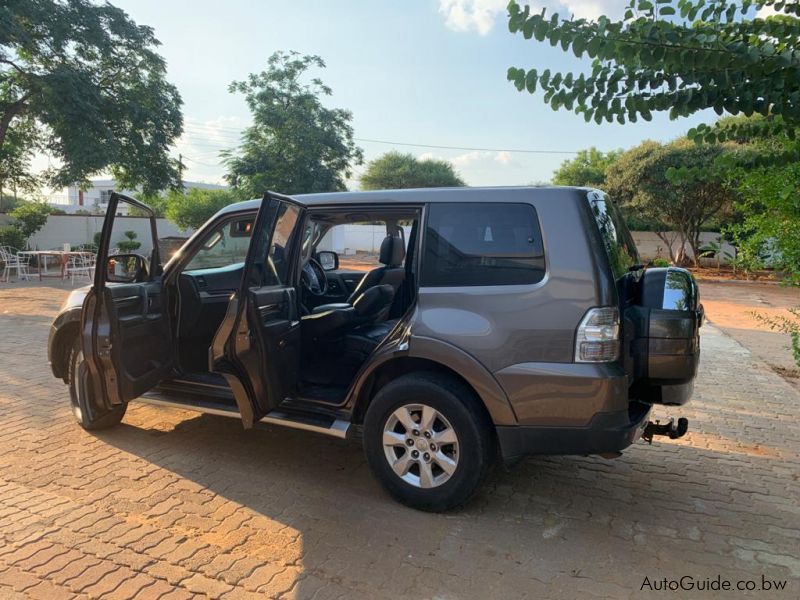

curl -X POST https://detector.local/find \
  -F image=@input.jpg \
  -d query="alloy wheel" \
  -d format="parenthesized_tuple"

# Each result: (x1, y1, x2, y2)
(382, 403, 459, 488)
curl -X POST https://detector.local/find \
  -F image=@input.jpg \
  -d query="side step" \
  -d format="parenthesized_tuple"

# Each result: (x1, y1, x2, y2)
(137, 392, 350, 439)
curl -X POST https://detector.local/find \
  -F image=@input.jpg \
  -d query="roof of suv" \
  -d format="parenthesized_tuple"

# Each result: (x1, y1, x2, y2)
(218, 186, 596, 215)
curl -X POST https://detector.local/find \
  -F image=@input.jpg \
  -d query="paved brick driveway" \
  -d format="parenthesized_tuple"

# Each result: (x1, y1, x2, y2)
(0, 283, 798, 599)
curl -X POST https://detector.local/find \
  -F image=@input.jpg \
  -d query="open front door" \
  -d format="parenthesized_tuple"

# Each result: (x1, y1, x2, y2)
(79, 192, 173, 422)
(210, 192, 305, 428)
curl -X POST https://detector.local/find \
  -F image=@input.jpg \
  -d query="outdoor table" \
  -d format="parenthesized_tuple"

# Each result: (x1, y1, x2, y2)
(17, 251, 92, 281)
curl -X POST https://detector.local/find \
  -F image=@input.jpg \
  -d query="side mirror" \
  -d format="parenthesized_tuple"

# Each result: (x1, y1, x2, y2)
(317, 250, 339, 271)
(107, 254, 148, 283)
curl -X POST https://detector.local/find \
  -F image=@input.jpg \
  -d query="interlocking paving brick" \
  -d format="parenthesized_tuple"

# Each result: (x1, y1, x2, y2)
(0, 282, 798, 599)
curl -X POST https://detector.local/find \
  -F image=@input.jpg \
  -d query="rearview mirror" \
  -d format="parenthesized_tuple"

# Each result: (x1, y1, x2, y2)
(107, 254, 148, 283)
(317, 250, 339, 271)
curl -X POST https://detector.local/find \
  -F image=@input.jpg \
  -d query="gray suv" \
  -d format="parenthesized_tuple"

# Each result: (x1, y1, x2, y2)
(48, 187, 702, 511)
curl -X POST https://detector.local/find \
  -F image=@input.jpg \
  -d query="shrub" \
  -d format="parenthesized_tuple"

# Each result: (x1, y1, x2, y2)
(117, 231, 141, 253)
(0, 226, 27, 250)
(753, 308, 800, 368)
(9, 202, 53, 239)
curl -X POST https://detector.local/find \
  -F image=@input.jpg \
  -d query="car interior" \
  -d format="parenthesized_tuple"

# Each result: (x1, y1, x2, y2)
(168, 206, 421, 407)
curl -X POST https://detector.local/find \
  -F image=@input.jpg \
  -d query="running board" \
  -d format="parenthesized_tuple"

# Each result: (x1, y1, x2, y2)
(137, 392, 350, 439)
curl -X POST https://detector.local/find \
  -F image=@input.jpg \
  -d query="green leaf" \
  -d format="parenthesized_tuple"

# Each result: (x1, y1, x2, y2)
(572, 36, 586, 56)
(525, 69, 538, 93)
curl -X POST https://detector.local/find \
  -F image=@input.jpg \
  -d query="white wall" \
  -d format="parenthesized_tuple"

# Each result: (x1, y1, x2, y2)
(18, 215, 191, 253)
(318, 225, 736, 262)
(632, 231, 736, 263)
(2, 212, 735, 265)
(318, 224, 413, 255)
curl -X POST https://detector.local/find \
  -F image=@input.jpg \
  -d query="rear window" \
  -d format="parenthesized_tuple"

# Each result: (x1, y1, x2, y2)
(421, 202, 545, 287)
(588, 192, 640, 279)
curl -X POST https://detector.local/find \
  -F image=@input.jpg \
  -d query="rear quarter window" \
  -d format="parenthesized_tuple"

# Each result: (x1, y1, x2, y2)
(421, 202, 545, 287)
(588, 192, 640, 280)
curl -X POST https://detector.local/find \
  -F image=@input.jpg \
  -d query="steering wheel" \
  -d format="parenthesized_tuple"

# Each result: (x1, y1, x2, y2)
(301, 258, 328, 296)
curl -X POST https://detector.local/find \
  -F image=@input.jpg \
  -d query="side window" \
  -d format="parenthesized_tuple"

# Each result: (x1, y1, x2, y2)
(317, 222, 409, 271)
(589, 193, 640, 280)
(267, 202, 301, 285)
(421, 202, 545, 286)
(184, 217, 253, 272)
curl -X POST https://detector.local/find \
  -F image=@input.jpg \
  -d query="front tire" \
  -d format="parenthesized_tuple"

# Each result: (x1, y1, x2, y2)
(363, 372, 494, 511)
(67, 337, 126, 430)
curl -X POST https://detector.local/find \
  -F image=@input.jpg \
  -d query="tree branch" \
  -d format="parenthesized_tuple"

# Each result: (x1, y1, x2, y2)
(0, 92, 33, 150)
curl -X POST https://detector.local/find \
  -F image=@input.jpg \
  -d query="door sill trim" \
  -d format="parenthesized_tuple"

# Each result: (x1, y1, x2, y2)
(136, 393, 351, 438)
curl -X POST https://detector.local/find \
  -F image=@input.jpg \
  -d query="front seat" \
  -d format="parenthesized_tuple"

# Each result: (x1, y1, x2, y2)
(346, 234, 405, 303)
(302, 284, 395, 341)
(309, 234, 405, 316)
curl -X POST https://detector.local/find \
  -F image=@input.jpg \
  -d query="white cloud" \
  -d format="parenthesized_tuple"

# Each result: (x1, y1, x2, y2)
(417, 150, 520, 185)
(756, 5, 780, 18)
(438, 0, 509, 35)
(421, 150, 516, 168)
(561, 0, 626, 21)
(494, 150, 513, 164)
(437, 0, 627, 35)
(173, 116, 244, 184)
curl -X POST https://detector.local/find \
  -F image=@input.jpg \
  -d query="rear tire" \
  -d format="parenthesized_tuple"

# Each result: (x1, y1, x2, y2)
(67, 337, 126, 430)
(363, 371, 494, 511)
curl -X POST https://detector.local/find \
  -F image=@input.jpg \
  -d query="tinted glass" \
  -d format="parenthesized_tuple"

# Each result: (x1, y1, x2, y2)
(421, 202, 545, 286)
(268, 202, 301, 285)
(588, 192, 640, 279)
(184, 217, 253, 272)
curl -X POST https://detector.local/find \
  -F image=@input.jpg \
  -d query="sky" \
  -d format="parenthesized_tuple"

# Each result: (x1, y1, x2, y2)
(41, 0, 726, 189)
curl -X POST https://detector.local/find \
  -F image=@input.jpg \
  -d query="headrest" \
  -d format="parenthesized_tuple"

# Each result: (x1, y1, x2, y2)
(379, 235, 405, 267)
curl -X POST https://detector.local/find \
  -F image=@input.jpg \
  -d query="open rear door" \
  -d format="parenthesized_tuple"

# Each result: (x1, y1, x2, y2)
(210, 192, 305, 428)
(79, 192, 174, 421)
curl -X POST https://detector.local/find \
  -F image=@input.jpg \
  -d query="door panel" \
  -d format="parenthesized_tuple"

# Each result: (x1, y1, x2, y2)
(176, 266, 244, 372)
(241, 287, 301, 416)
(210, 193, 305, 428)
(81, 192, 173, 415)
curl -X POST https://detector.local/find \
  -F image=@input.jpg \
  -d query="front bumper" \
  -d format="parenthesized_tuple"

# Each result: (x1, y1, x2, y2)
(496, 400, 651, 460)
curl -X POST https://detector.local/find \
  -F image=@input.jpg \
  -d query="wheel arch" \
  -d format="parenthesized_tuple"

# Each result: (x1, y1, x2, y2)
(351, 336, 519, 426)
(49, 311, 81, 381)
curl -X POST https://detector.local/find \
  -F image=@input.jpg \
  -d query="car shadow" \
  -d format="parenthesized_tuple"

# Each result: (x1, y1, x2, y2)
(95, 406, 798, 597)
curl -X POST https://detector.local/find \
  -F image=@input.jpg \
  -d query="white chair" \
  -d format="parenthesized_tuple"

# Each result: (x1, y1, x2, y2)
(0, 247, 31, 282)
(66, 252, 96, 285)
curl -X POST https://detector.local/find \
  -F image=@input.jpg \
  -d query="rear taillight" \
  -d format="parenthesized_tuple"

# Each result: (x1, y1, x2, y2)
(575, 307, 620, 363)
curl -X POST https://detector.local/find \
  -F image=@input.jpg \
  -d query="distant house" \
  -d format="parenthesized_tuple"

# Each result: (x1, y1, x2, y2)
(51, 179, 227, 215)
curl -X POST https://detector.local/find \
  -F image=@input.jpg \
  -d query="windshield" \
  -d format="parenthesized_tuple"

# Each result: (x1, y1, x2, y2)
(587, 190, 640, 280)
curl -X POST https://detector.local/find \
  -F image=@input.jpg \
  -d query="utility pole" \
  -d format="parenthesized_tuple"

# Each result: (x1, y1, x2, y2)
(178, 153, 185, 189)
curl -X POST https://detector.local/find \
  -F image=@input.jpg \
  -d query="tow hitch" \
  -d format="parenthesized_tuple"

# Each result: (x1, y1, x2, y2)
(642, 417, 689, 444)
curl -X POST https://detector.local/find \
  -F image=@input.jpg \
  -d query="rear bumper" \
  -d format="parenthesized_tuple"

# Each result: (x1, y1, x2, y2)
(496, 400, 651, 460)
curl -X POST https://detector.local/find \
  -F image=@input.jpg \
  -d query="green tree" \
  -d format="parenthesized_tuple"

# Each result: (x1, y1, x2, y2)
(9, 200, 52, 240)
(223, 51, 363, 197)
(0, 106, 39, 200)
(130, 191, 168, 218)
(552, 147, 622, 187)
(360, 152, 465, 190)
(0, 0, 183, 193)
(164, 188, 239, 230)
(728, 151, 800, 282)
(506, 1, 800, 158)
(605, 139, 736, 265)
